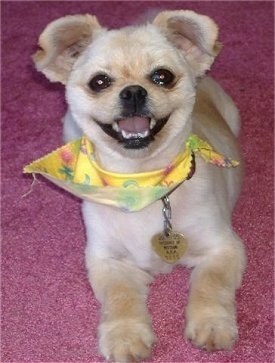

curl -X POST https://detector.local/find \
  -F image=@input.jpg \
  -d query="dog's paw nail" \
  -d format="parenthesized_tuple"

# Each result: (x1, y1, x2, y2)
(99, 319, 156, 362)
(185, 316, 238, 351)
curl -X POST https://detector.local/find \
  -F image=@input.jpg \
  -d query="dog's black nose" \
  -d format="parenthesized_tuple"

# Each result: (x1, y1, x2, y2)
(120, 85, 148, 114)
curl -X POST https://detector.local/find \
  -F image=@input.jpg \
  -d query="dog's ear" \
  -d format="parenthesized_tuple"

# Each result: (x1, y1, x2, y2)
(153, 10, 222, 77)
(32, 14, 102, 84)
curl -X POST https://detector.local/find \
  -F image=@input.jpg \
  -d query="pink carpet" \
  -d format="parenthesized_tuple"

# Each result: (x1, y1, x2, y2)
(1, 1, 274, 362)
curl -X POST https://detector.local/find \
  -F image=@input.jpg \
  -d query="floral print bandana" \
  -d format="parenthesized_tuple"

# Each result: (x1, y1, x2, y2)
(23, 134, 239, 212)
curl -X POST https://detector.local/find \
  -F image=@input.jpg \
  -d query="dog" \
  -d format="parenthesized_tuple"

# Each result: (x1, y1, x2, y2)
(32, 10, 246, 362)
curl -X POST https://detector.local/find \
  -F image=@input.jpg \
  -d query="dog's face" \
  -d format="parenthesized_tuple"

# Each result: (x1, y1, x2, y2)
(66, 26, 197, 157)
(33, 10, 221, 158)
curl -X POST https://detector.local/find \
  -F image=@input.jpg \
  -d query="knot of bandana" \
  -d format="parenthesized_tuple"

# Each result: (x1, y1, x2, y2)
(23, 134, 238, 212)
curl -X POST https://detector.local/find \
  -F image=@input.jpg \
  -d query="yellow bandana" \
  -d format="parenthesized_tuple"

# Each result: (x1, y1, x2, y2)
(23, 134, 238, 211)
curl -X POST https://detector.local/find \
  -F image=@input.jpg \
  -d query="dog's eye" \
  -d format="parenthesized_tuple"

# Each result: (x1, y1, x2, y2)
(150, 69, 175, 87)
(88, 74, 112, 92)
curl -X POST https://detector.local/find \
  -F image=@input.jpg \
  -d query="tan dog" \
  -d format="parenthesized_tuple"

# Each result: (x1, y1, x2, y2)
(33, 10, 246, 362)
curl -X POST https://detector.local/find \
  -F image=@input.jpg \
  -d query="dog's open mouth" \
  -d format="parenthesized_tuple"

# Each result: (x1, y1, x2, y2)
(96, 115, 169, 149)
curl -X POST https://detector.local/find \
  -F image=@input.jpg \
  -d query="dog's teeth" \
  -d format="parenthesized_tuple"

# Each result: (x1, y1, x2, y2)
(138, 130, 149, 138)
(121, 130, 150, 139)
(121, 130, 131, 139)
(150, 119, 157, 129)
(121, 129, 149, 139)
(112, 122, 119, 132)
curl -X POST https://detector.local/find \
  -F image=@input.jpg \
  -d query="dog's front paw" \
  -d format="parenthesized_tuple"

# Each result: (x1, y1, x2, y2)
(184, 312, 238, 351)
(99, 319, 156, 362)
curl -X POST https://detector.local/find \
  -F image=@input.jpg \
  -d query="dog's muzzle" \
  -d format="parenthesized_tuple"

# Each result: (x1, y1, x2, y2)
(96, 85, 169, 149)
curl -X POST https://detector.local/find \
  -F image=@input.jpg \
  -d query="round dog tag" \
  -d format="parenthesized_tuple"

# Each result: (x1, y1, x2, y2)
(151, 231, 188, 264)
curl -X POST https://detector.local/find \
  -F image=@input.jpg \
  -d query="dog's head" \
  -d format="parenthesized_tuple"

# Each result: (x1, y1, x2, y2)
(33, 10, 221, 159)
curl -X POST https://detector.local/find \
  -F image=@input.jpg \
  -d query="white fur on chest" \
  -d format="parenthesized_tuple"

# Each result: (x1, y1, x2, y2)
(83, 158, 236, 274)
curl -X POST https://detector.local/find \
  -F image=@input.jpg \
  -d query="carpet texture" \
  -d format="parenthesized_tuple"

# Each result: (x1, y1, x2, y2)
(1, 1, 274, 362)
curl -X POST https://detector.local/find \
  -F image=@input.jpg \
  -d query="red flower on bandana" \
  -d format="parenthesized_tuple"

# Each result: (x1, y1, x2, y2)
(163, 164, 174, 176)
(102, 178, 109, 186)
(60, 148, 74, 165)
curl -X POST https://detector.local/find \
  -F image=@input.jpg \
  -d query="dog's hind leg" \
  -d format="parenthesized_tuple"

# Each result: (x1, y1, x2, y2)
(198, 77, 241, 137)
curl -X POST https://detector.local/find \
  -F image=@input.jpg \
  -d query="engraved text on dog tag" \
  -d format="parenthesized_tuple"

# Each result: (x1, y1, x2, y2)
(151, 230, 188, 264)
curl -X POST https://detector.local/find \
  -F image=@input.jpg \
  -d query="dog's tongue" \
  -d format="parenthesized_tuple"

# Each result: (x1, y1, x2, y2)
(118, 117, 150, 133)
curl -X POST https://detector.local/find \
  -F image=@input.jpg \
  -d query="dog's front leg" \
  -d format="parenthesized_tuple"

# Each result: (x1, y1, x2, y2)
(87, 256, 156, 362)
(184, 240, 246, 351)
